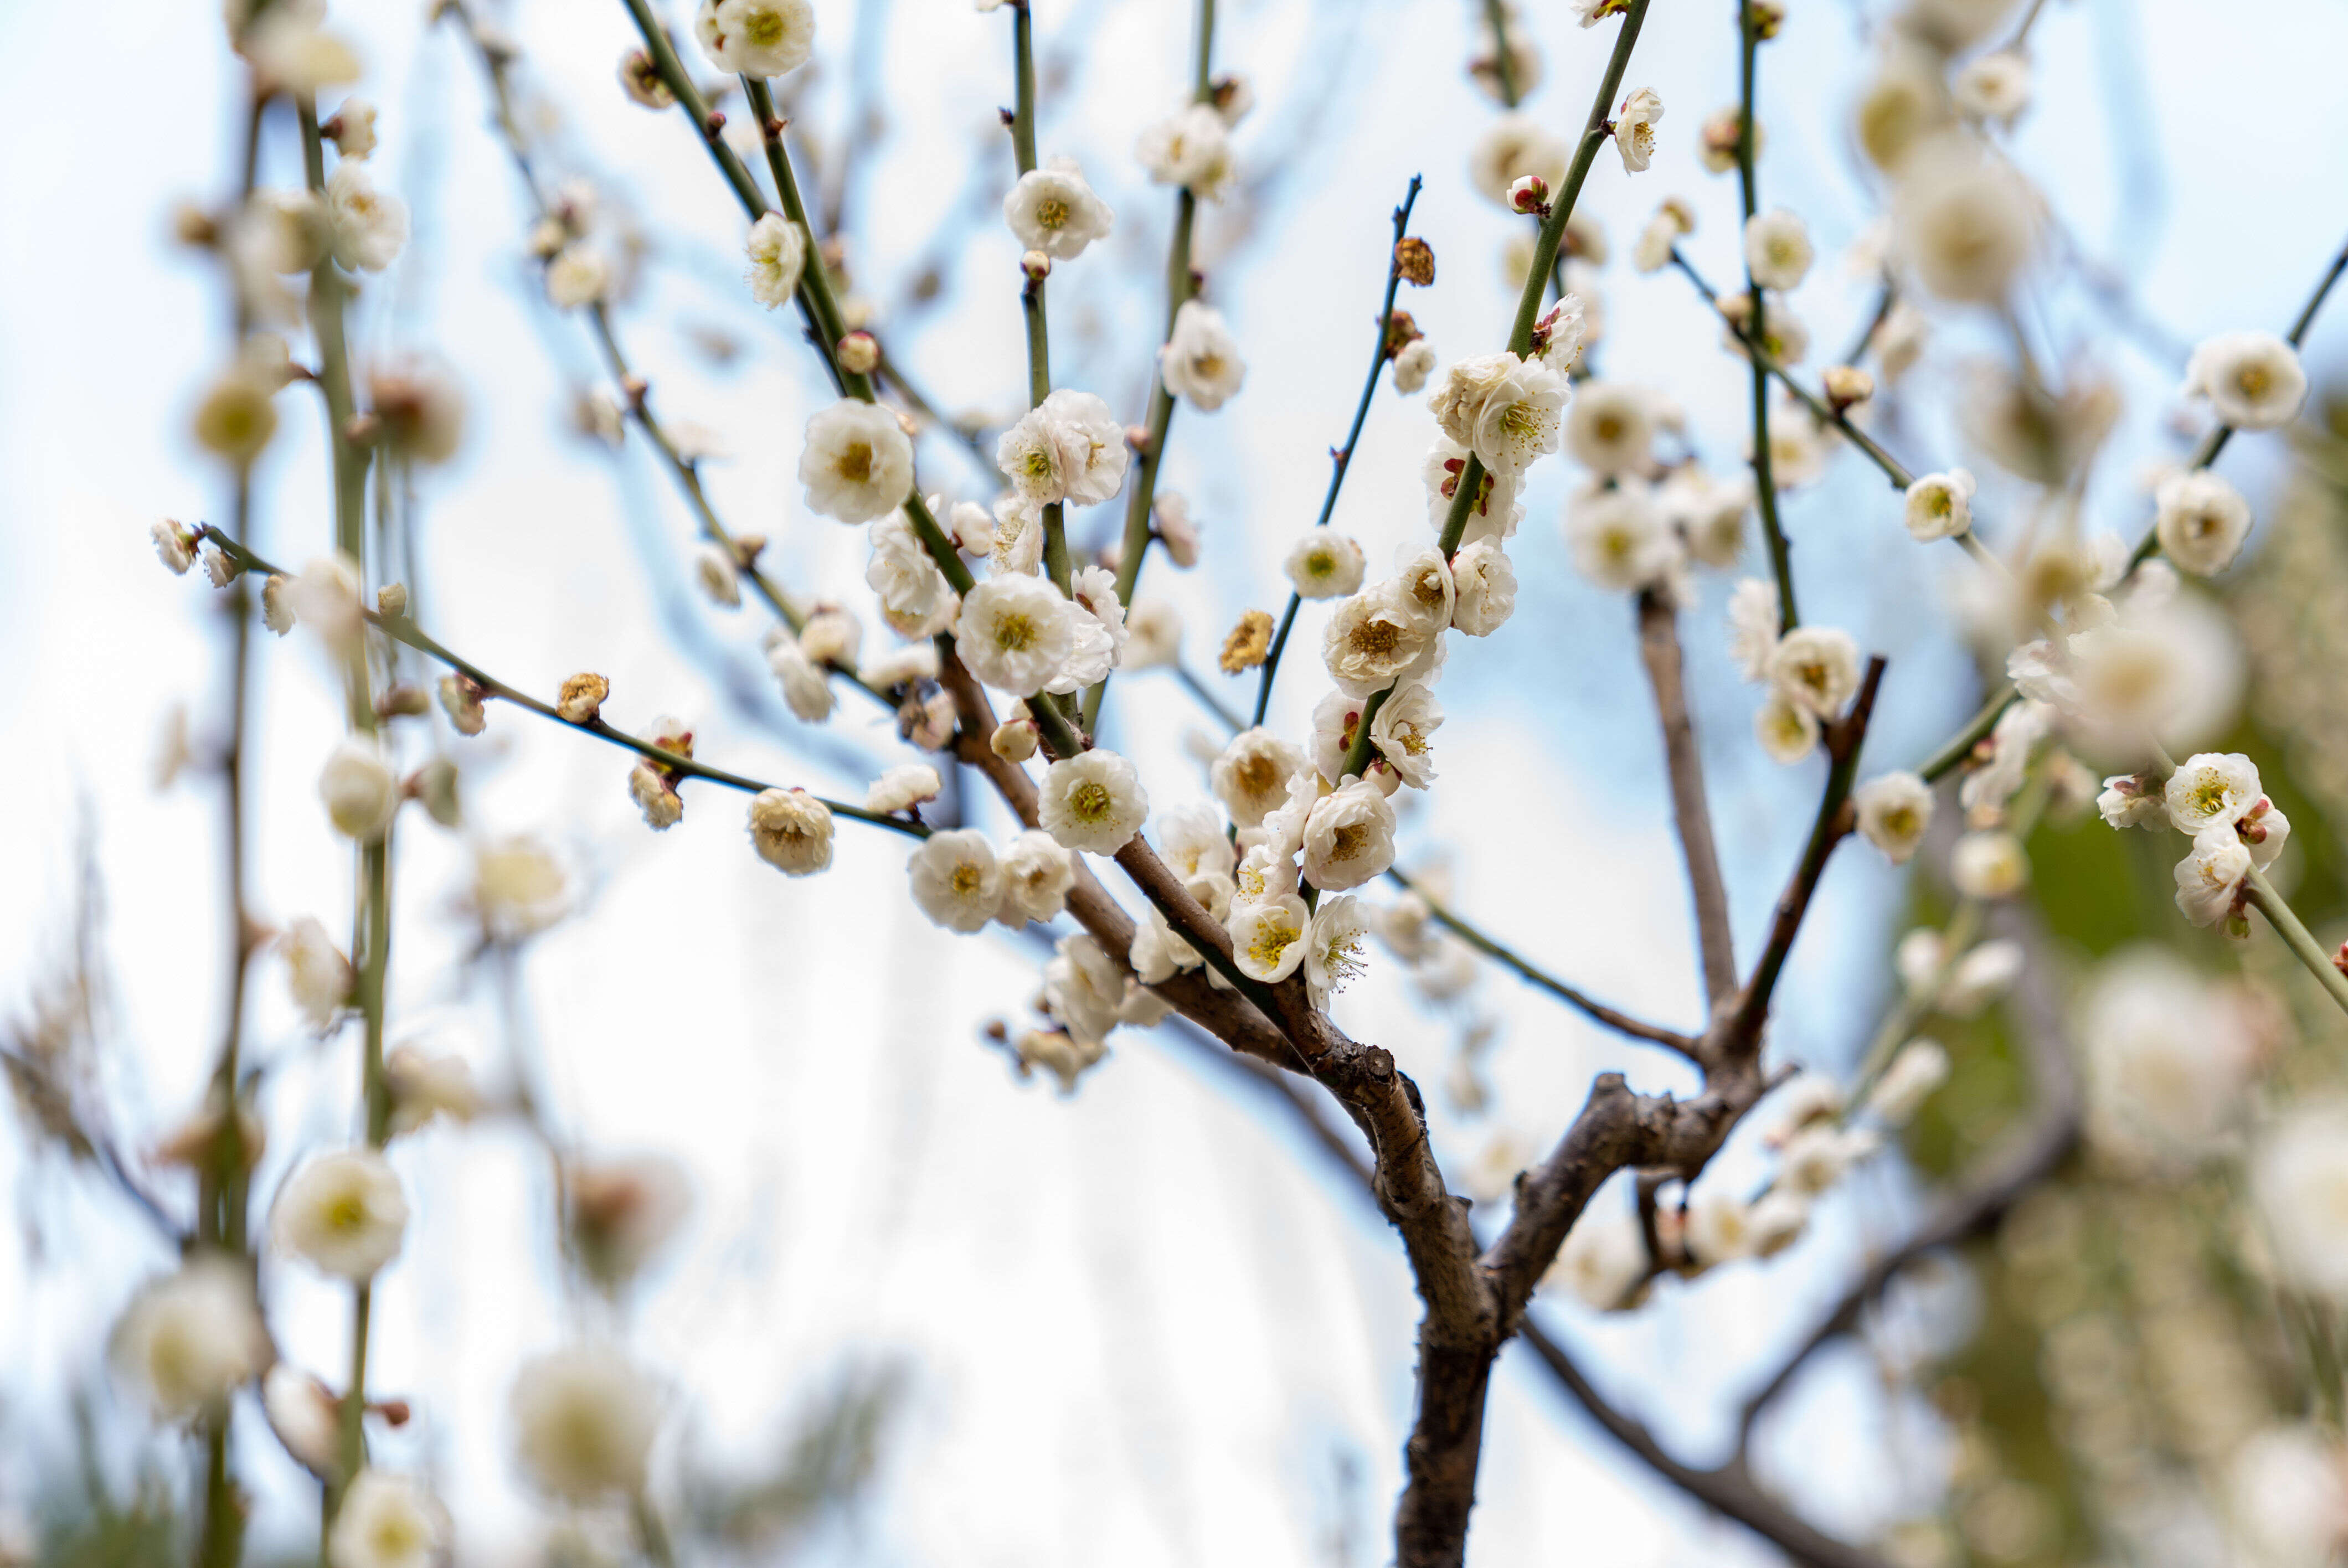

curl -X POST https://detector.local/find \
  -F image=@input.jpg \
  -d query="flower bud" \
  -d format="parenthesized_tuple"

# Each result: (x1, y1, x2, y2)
(375, 683, 430, 720)
(1020, 249, 1052, 282)
(556, 672, 609, 724)
(375, 582, 409, 618)
(1822, 365, 1875, 410)
(836, 331, 880, 375)
(1508, 174, 1549, 214)
(990, 716, 1039, 763)
(152, 519, 198, 575)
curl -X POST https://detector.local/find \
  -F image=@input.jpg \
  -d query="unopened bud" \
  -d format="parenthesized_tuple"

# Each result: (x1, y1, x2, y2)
(1822, 365, 1874, 410)
(555, 672, 609, 724)
(173, 201, 221, 249)
(343, 412, 380, 447)
(2334, 941, 2348, 978)
(1124, 424, 1153, 455)
(990, 716, 1040, 763)
(732, 533, 768, 567)
(375, 582, 409, 619)
(1393, 236, 1435, 287)
(1747, 0, 1784, 38)
(836, 331, 880, 376)
(1020, 249, 1052, 282)
(1384, 308, 1423, 360)
(377, 683, 430, 719)
(1508, 174, 1549, 215)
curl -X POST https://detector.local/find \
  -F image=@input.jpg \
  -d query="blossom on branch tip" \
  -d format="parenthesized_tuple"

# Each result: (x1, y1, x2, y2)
(801, 400, 915, 523)
(2184, 331, 2308, 431)
(1135, 105, 1234, 199)
(1039, 750, 1148, 855)
(153, 520, 198, 575)
(271, 1149, 408, 1281)
(692, 0, 815, 77)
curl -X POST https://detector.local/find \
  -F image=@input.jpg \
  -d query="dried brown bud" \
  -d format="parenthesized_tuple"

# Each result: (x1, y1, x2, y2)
(1383, 309, 1424, 362)
(172, 201, 221, 250)
(1218, 609, 1276, 674)
(1393, 236, 1435, 287)
(375, 582, 409, 619)
(555, 672, 609, 725)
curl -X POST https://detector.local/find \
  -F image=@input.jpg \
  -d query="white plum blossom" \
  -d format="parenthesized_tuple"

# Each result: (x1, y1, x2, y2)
(281, 917, 353, 1027)
(1301, 778, 1397, 890)
(1125, 598, 1182, 668)
(1728, 577, 1780, 680)
(1285, 530, 1366, 599)
(2175, 832, 2253, 928)
(1469, 115, 1567, 206)
(2253, 1103, 2348, 1300)
(1755, 693, 1819, 765)
(326, 163, 407, 272)
(1323, 584, 1438, 699)
(746, 788, 833, 875)
(544, 244, 610, 310)
(1449, 539, 1517, 636)
(1042, 567, 1126, 696)
(1003, 161, 1113, 260)
(767, 637, 835, 723)
(510, 1346, 662, 1500)
(1768, 626, 1862, 718)
(2154, 470, 2253, 576)
(1158, 300, 1247, 411)
(994, 388, 1128, 507)
(907, 831, 1002, 932)
(1904, 468, 1976, 541)
(692, 0, 816, 76)
(1567, 481, 1678, 591)
(2185, 331, 2309, 431)
(1548, 1211, 1646, 1310)
(743, 213, 805, 308)
(2083, 948, 2258, 1163)
(1470, 356, 1570, 478)
(271, 1149, 409, 1280)
(1393, 338, 1438, 394)
(1662, 467, 1751, 567)
(1952, 829, 2029, 900)
(319, 740, 399, 840)
(866, 764, 941, 814)
(1157, 802, 1237, 881)
(2164, 752, 2263, 837)
(867, 512, 957, 637)
(1305, 896, 1372, 998)
(956, 575, 1077, 695)
(1135, 104, 1234, 198)
(263, 1364, 343, 1477)
(1039, 750, 1148, 854)
(1564, 381, 1655, 476)
(1231, 894, 1311, 982)
(111, 1257, 268, 1420)
(1743, 209, 1813, 291)
(327, 1472, 447, 1568)
(1854, 771, 1934, 864)
(996, 831, 1077, 925)
(1212, 728, 1305, 828)
(692, 542, 741, 608)
(1895, 138, 2036, 303)
(1369, 683, 1443, 787)
(1954, 51, 2031, 125)
(1614, 87, 1664, 173)
(800, 400, 915, 524)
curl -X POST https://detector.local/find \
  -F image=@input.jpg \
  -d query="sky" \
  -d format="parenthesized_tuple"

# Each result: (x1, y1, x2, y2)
(3, 0, 2346, 1561)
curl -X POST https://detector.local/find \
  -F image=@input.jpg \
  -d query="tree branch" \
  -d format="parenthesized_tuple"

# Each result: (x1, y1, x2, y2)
(1636, 589, 1736, 1012)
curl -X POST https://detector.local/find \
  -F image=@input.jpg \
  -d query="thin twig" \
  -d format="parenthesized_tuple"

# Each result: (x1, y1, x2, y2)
(1637, 589, 1737, 1010)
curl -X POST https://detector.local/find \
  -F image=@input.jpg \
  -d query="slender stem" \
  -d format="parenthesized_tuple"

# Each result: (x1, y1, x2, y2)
(1387, 869, 1696, 1056)
(1175, 663, 1245, 733)
(1252, 594, 1301, 728)
(632, 1493, 679, 1568)
(2247, 867, 2348, 1018)
(1479, 0, 1521, 107)
(197, 529, 928, 839)
(1006, 8, 1074, 594)
(1010, 1, 1039, 174)
(1733, 6, 1796, 632)
(1256, 178, 1424, 726)
(1919, 687, 2017, 783)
